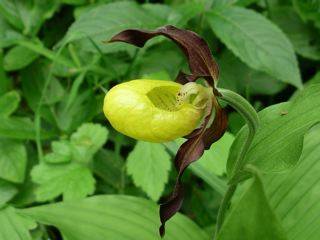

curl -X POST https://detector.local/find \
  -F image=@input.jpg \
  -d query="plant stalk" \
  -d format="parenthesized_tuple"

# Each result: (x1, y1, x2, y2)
(213, 88, 260, 239)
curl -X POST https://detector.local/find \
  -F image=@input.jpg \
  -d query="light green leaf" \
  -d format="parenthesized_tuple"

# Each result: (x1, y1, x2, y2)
(0, 206, 36, 240)
(207, 6, 302, 88)
(4, 46, 39, 71)
(31, 163, 95, 202)
(217, 173, 287, 240)
(227, 84, 320, 174)
(0, 91, 20, 117)
(127, 141, 171, 201)
(271, 7, 320, 60)
(264, 124, 320, 240)
(44, 141, 72, 164)
(0, 179, 18, 205)
(70, 123, 109, 163)
(21, 195, 209, 240)
(0, 139, 27, 183)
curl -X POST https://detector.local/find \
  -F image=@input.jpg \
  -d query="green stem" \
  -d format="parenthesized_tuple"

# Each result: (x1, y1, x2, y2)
(264, 0, 272, 17)
(214, 184, 237, 239)
(213, 88, 259, 238)
(218, 88, 259, 182)
(35, 44, 66, 163)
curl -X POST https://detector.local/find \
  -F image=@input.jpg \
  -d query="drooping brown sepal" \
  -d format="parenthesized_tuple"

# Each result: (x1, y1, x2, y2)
(109, 25, 219, 85)
(108, 25, 228, 237)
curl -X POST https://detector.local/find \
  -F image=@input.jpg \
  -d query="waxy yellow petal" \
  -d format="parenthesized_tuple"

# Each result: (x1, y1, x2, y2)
(103, 80, 203, 142)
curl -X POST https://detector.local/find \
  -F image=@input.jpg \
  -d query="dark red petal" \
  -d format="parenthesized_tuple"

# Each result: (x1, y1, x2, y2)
(203, 101, 229, 149)
(109, 25, 219, 86)
(159, 99, 227, 237)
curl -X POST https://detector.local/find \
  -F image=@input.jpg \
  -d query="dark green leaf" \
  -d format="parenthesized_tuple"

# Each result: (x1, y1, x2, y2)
(0, 0, 59, 35)
(207, 6, 302, 88)
(21, 61, 65, 109)
(218, 50, 285, 95)
(93, 149, 124, 189)
(64, 1, 197, 53)
(271, 6, 320, 60)
(293, 0, 320, 27)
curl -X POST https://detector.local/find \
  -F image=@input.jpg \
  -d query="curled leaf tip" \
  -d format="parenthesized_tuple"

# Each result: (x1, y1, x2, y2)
(108, 25, 228, 237)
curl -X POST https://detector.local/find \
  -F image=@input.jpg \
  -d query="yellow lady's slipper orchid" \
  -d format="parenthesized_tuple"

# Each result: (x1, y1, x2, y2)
(103, 79, 212, 143)
(106, 26, 229, 237)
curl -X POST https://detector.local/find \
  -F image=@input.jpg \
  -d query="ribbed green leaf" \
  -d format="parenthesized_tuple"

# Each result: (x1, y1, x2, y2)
(264, 124, 320, 240)
(217, 174, 287, 240)
(227, 84, 320, 174)
(207, 6, 302, 88)
(22, 195, 209, 240)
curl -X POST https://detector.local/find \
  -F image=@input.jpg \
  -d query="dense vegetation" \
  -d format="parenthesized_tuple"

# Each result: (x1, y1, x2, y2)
(0, 0, 319, 240)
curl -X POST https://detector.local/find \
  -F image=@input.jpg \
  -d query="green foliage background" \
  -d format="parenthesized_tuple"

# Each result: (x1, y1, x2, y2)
(0, 0, 320, 239)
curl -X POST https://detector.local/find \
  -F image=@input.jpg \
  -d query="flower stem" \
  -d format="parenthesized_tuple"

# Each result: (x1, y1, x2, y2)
(213, 88, 260, 239)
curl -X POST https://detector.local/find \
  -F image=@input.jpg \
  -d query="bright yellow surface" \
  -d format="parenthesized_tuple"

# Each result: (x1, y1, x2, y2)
(103, 79, 203, 142)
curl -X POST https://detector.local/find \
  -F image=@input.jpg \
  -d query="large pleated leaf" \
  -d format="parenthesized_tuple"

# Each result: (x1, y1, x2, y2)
(21, 195, 209, 240)
(227, 84, 320, 174)
(264, 124, 320, 240)
(217, 173, 287, 240)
